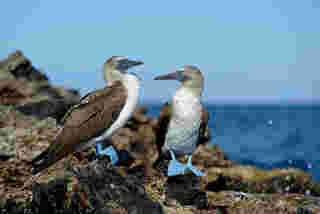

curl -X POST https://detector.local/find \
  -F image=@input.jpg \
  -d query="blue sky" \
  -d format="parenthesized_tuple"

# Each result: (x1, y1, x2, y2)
(1, 1, 319, 103)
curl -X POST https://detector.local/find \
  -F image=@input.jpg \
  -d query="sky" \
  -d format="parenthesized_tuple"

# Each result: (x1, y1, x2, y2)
(1, 1, 319, 103)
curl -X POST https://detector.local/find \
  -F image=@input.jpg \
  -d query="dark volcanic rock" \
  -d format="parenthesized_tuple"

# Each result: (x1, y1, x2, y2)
(0, 79, 33, 105)
(205, 174, 236, 192)
(192, 144, 232, 168)
(28, 159, 163, 214)
(1, 50, 48, 82)
(165, 174, 207, 209)
(0, 199, 27, 214)
(72, 159, 163, 214)
(0, 50, 81, 119)
(15, 99, 79, 123)
(32, 179, 68, 214)
(153, 103, 171, 160)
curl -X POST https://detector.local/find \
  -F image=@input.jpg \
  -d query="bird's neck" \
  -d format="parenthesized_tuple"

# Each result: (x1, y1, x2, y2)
(173, 87, 201, 108)
(177, 85, 202, 99)
(122, 73, 141, 96)
(104, 67, 123, 85)
(104, 67, 141, 96)
(172, 86, 202, 121)
(100, 73, 140, 139)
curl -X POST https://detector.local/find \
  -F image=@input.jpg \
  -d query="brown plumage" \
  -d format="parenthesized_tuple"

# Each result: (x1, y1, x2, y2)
(31, 81, 127, 174)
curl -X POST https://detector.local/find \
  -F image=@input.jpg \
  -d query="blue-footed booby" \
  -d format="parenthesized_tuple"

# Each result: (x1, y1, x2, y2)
(154, 65, 205, 177)
(31, 56, 143, 174)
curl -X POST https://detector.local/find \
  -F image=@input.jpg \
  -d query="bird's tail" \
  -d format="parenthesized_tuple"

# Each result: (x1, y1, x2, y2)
(30, 149, 49, 165)
(31, 159, 50, 175)
(30, 148, 51, 175)
(30, 143, 59, 175)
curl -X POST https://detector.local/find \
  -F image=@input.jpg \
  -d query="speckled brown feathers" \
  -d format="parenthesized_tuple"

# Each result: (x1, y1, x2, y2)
(31, 81, 127, 174)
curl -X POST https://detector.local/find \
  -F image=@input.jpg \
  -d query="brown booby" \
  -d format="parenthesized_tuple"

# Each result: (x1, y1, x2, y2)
(154, 65, 205, 176)
(31, 56, 143, 174)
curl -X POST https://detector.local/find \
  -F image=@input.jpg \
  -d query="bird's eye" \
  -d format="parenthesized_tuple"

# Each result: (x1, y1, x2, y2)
(177, 70, 184, 76)
(177, 71, 186, 81)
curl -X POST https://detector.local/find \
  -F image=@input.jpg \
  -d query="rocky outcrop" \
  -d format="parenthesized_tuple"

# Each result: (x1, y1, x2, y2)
(0, 50, 81, 123)
(0, 50, 48, 82)
(1, 51, 320, 214)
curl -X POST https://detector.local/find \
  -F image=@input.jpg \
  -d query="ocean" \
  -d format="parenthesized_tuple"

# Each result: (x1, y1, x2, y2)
(147, 103, 320, 181)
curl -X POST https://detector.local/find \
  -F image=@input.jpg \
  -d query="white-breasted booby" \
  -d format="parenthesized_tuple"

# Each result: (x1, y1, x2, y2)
(31, 56, 143, 174)
(154, 65, 205, 177)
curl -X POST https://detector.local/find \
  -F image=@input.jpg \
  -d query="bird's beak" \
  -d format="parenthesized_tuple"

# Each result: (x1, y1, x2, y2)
(154, 71, 182, 80)
(126, 59, 144, 68)
(118, 59, 144, 71)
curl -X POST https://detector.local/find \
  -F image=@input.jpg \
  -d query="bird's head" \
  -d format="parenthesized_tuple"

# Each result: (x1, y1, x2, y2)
(154, 65, 204, 96)
(104, 56, 144, 84)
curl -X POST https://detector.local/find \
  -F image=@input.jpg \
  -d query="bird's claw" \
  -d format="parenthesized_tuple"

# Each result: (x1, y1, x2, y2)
(167, 151, 205, 177)
(185, 156, 205, 176)
(167, 160, 205, 177)
(168, 159, 186, 176)
(186, 166, 205, 177)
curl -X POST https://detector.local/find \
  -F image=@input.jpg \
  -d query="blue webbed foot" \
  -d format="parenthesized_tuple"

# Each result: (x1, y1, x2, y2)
(168, 159, 187, 176)
(96, 144, 119, 165)
(185, 155, 205, 177)
(167, 151, 204, 177)
(168, 150, 186, 176)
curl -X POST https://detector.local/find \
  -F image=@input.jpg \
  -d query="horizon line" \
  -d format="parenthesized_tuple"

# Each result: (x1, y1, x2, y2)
(142, 98, 320, 105)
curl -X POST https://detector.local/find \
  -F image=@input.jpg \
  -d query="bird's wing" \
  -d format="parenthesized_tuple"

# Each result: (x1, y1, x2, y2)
(31, 81, 127, 174)
(60, 86, 113, 125)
